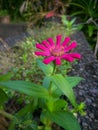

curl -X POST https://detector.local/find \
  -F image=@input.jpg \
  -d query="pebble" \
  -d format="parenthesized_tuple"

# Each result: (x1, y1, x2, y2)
(89, 113, 94, 119)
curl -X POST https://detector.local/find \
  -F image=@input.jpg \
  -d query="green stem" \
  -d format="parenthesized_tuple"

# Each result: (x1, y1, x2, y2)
(49, 63, 56, 94)
(48, 81, 52, 95)
(52, 62, 56, 75)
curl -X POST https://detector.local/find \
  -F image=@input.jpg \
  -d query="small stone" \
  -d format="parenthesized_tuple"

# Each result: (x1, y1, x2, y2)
(79, 91, 83, 96)
(92, 103, 96, 107)
(82, 122, 88, 128)
(86, 98, 92, 104)
(89, 113, 94, 119)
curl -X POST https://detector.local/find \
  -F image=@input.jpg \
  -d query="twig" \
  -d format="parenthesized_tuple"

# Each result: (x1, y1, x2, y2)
(86, 18, 98, 27)
(0, 110, 15, 120)
(94, 31, 98, 56)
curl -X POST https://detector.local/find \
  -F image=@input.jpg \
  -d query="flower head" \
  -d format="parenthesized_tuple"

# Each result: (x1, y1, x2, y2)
(35, 35, 81, 65)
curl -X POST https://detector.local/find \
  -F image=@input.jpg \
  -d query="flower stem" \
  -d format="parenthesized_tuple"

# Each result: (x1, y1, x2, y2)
(53, 62, 56, 74)
(49, 63, 56, 94)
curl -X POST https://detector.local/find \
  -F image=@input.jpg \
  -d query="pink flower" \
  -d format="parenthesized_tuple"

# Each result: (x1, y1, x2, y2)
(45, 11, 55, 18)
(35, 35, 81, 65)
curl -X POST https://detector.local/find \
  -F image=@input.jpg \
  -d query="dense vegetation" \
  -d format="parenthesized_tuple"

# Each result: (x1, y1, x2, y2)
(0, 0, 97, 56)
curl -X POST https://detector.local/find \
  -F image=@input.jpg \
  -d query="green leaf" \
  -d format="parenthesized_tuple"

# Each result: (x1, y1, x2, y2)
(51, 83, 62, 97)
(50, 74, 77, 107)
(70, 18, 76, 24)
(43, 76, 51, 89)
(88, 25, 94, 37)
(0, 72, 12, 81)
(70, 3, 85, 9)
(71, 11, 84, 16)
(0, 81, 49, 99)
(16, 103, 35, 117)
(43, 76, 62, 97)
(0, 88, 8, 105)
(53, 99, 68, 111)
(61, 15, 68, 25)
(36, 59, 53, 76)
(66, 76, 83, 88)
(46, 111, 81, 130)
(8, 119, 17, 130)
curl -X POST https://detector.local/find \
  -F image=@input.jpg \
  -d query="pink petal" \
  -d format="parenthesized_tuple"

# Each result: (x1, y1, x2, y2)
(43, 56, 55, 64)
(42, 40, 51, 48)
(47, 37, 55, 46)
(65, 41, 77, 52)
(69, 53, 81, 59)
(35, 51, 50, 56)
(62, 54, 74, 62)
(36, 43, 48, 51)
(62, 37, 70, 46)
(55, 57, 61, 65)
(56, 35, 62, 47)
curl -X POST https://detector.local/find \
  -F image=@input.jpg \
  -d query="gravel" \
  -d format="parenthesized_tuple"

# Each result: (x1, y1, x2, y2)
(70, 31, 98, 130)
